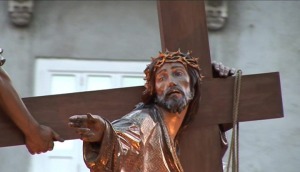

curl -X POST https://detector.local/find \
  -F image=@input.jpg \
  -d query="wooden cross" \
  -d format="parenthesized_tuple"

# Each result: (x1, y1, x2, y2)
(0, 1, 283, 171)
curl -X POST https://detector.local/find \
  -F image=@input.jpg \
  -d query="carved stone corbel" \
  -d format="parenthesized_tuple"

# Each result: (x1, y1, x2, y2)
(8, 0, 34, 27)
(205, 0, 228, 31)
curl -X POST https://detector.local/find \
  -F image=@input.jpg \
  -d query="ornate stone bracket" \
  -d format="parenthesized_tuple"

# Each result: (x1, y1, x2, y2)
(6, 0, 227, 30)
(8, 0, 34, 27)
(205, 0, 228, 31)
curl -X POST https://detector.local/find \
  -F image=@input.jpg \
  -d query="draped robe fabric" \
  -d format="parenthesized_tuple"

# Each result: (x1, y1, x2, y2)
(83, 105, 184, 172)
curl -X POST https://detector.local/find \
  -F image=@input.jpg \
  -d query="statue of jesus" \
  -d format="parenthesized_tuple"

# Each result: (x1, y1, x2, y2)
(69, 50, 234, 172)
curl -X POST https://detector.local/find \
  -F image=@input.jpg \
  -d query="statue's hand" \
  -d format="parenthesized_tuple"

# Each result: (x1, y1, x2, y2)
(25, 125, 64, 155)
(212, 61, 236, 78)
(68, 113, 105, 142)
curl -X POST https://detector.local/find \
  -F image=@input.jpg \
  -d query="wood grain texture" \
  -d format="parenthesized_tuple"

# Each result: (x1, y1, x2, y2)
(157, 0, 212, 77)
(0, 73, 283, 147)
(157, 1, 223, 171)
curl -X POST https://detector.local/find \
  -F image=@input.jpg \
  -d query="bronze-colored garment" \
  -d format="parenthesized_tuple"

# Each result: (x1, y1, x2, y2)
(83, 105, 184, 172)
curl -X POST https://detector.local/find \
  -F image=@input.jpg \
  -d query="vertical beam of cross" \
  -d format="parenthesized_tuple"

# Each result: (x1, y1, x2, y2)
(157, 0, 212, 77)
(157, 1, 224, 171)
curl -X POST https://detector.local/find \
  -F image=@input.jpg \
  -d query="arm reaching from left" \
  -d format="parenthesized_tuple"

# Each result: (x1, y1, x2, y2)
(0, 48, 64, 154)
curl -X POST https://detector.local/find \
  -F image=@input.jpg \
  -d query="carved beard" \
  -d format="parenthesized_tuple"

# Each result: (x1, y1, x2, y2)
(156, 86, 193, 114)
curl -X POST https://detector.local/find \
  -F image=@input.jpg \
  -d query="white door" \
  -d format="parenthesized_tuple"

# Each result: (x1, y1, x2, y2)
(30, 59, 148, 172)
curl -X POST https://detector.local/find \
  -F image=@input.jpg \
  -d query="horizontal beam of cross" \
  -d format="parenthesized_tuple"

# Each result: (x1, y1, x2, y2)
(0, 72, 283, 147)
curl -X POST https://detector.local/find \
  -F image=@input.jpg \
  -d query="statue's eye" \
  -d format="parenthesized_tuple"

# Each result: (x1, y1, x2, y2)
(158, 76, 166, 81)
(174, 71, 183, 77)
(157, 74, 167, 82)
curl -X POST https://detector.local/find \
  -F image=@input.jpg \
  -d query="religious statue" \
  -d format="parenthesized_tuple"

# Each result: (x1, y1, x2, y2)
(69, 50, 235, 172)
(8, 0, 34, 27)
(0, 48, 63, 154)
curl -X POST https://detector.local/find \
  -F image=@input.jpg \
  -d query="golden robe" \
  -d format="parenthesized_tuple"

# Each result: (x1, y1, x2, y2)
(83, 105, 184, 172)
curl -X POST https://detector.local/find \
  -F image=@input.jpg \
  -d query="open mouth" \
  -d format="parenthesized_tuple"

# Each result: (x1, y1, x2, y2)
(167, 89, 182, 96)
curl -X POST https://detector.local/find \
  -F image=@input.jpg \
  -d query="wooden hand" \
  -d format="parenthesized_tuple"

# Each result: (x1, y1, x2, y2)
(0, 50, 64, 154)
(25, 125, 64, 154)
(69, 113, 105, 142)
(212, 61, 236, 78)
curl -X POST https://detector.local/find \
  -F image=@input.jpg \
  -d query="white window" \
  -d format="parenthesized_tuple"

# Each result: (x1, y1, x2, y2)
(30, 58, 148, 172)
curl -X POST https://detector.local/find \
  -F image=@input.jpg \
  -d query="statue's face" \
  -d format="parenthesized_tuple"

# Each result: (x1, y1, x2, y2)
(8, 0, 33, 26)
(154, 62, 193, 113)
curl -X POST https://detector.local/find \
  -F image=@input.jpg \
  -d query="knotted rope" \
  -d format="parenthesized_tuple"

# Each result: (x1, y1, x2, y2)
(226, 70, 242, 172)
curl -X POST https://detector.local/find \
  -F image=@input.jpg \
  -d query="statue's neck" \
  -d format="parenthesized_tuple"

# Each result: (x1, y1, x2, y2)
(158, 106, 188, 141)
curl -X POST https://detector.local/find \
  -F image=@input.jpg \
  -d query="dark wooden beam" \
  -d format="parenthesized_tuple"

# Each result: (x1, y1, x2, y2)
(157, 1, 221, 171)
(197, 72, 283, 126)
(0, 72, 283, 147)
(157, 1, 283, 171)
(157, 0, 212, 77)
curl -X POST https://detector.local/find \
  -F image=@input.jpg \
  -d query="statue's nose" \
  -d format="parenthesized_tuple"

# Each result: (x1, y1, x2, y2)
(168, 81, 177, 87)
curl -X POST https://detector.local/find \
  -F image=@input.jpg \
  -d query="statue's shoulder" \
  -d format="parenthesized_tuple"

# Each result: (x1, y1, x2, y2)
(112, 105, 157, 129)
(122, 107, 154, 124)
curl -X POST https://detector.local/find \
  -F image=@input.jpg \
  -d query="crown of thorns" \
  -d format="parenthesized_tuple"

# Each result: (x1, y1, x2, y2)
(143, 49, 201, 98)
(152, 49, 199, 71)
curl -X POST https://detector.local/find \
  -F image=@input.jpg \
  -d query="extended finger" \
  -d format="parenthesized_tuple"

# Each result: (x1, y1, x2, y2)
(69, 116, 87, 127)
(69, 115, 88, 122)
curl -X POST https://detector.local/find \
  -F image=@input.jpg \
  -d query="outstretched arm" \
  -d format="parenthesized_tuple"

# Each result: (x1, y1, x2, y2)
(0, 49, 63, 154)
